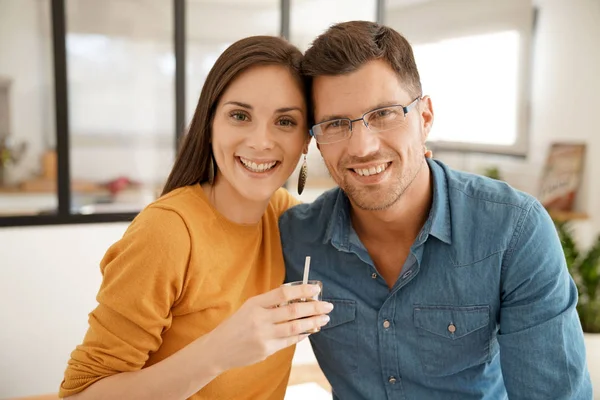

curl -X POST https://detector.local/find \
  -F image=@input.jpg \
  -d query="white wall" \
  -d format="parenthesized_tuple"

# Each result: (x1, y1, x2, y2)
(0, 223, 127, 398)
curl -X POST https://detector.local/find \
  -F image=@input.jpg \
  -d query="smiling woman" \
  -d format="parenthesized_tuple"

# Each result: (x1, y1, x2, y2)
(208, 64, 308, 209)
(58, 36, 331, 400)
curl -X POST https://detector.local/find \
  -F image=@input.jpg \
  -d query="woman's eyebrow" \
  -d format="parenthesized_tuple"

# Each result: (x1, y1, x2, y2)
(276, 106, 303, 114)
(224, 101, 304, 116)
(223, 101, 252, 109)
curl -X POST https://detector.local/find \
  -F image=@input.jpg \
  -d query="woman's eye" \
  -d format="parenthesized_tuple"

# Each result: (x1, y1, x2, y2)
(230, 112, 249, 122)
(278, 118, 296, 127)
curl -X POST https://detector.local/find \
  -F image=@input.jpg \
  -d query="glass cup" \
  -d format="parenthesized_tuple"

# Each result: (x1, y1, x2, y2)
(281, 280, 323, 334)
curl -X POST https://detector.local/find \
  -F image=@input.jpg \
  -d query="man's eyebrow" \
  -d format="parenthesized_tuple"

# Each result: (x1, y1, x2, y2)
(370, 100, 402, 110)
(223, 101, 252, 109)
(317, 114, 347, 124)
(316, 101, 402, 124)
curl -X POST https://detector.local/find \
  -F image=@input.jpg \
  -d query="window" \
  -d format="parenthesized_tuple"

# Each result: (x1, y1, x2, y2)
(0, 0, 384, 225)
(65, 0, 175, 215)
(0, 0, 57, 217)
(185, 0, 280, 123)
(385, 0, 534, 155)
(414, 30, 521, 146)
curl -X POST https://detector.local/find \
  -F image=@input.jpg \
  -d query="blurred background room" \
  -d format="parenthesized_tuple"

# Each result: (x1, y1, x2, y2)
(1, 0, 599, 398)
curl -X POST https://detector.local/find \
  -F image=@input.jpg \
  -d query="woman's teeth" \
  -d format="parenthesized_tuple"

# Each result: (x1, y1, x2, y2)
(239, 157, 277, 173)
(353, 163, 389, 177)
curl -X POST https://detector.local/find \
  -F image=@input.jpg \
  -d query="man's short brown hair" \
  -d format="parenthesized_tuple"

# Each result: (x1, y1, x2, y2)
(302, 20, 422, 115)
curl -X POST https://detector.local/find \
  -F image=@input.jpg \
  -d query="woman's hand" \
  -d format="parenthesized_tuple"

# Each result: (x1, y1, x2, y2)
(205, 283, 333, 371)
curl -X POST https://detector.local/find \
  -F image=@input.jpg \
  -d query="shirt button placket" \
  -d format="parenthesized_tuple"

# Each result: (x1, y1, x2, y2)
(379, 301, 403, 397)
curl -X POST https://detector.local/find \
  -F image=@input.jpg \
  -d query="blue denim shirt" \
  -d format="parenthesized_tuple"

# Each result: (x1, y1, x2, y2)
(280, 159, 592, 400)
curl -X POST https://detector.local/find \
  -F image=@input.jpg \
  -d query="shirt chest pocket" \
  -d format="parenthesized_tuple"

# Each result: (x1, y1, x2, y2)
(311, 299, 358, 374)
(413, 305, 491, 377)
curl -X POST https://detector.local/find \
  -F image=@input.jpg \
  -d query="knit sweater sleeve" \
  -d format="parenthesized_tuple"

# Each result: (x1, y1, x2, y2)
(59, 206, 191, 397)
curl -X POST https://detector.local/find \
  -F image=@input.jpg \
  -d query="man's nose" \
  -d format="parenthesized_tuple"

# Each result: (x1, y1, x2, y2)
(347, 120, 379, 158)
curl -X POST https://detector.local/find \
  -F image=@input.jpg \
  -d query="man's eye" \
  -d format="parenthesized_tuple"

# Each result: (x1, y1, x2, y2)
(325, 120, 342, 129)
(375, 109, 396, 118)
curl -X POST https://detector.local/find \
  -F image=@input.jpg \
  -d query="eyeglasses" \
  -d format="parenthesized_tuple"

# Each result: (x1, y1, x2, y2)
(310, 97, 421, 144)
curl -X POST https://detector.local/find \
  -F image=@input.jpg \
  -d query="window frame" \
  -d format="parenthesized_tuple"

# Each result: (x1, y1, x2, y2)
(0, 0, 387, 227)
(0, 0, 385, 228)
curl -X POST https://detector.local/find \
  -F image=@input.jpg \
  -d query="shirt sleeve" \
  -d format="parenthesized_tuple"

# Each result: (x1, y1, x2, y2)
(59, 206, 191, 398)
(497, 200, 592, 399)
(271, 187, 302, 218)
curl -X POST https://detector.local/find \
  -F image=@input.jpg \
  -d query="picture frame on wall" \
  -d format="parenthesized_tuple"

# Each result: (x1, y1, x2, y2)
(538, 142, 586, 212)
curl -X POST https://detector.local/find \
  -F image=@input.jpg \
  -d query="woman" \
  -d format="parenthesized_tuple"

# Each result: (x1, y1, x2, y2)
(59, 36, 333, 400)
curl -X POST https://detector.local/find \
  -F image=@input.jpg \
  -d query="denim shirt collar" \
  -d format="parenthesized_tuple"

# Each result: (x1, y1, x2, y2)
(324, 158, 452, 250)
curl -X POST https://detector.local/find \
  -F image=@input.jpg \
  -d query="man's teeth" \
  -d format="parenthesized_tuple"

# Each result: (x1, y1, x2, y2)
(240, 157, 277, 172)
(353, 163, 389, 177)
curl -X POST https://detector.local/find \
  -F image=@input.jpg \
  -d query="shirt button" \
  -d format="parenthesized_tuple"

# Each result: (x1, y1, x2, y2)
(448, 323, 457, 333)
(388, 376, 397, 384)
(383, 320, 391, 329)
(371, 272, 377, 279)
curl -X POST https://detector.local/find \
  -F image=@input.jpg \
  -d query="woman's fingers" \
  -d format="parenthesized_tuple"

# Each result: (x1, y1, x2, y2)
(252, 284, 321, 308)
(272, 314, 331, 338)
(280, 333, 310, 349)
(268, 300, 333, 323)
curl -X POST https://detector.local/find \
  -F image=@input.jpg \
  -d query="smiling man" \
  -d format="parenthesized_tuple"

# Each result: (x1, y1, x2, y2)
(279, 21, 592, 399)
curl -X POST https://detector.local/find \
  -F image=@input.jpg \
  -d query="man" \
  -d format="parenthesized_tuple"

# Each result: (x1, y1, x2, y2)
(280, 21, 592, 399)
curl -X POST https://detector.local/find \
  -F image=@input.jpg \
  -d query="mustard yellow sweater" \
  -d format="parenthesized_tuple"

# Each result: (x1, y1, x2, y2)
(59, 185, 300, 399)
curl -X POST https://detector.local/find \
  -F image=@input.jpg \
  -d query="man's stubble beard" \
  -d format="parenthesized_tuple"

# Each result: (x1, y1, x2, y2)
(335, 151, 426, 212)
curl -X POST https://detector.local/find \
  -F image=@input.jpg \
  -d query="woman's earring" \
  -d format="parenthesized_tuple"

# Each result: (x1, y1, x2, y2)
(297, 154, 307, 195)
(208, 153, 216, 184)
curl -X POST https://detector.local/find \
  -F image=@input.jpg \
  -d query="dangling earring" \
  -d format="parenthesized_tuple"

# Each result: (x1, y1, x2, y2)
(297, 154, 307, 195)
(208, 152, 216, 184)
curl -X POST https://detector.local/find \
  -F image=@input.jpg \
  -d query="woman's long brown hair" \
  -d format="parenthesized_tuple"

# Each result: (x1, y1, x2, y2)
(161, 36, 306, 196)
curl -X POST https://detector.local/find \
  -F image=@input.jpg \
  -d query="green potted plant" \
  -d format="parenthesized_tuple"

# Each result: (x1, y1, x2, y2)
(482, 166, 502, 181)
(554, 221, 600, 333)
(555, 221, 600, 385)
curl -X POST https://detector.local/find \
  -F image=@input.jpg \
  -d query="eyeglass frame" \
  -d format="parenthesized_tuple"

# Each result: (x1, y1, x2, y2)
(309, 96, 422, 144)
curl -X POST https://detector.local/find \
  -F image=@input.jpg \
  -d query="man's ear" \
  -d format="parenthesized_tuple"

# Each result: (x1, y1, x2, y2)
(420, 95, 434, 142)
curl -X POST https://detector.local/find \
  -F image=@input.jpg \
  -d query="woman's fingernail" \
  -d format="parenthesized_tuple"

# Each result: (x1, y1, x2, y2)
(323, 302, 334, 311)
(319, 315, 330, 325)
